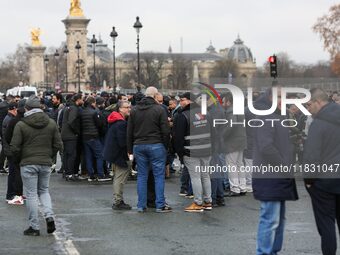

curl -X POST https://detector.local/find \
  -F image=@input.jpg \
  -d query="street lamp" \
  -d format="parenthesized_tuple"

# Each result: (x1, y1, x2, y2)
(54, 49, 60, 90)
(63, 45, 69, 92)
(75, 41, 81, 93)
(133, 16, 142, 92)
(44, 55, 49, 90)
(90, 34, 98, 90)
(110, 26, 118, 93)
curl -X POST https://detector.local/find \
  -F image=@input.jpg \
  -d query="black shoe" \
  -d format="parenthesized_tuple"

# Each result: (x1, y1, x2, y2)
(156, 205, 172, 213)
(65, 175, 81, 182)
(0, 169, 8, 175)
(46, 217, 56, 234)
(217, 200, 226, 206)
(24, 227, 40, 236)
(224, 191, 240, 197)
(97, 176, 112, 182)
(112, 201, 132, 210)
(240, 191, 247, 196)
(56, 169, 64, 174)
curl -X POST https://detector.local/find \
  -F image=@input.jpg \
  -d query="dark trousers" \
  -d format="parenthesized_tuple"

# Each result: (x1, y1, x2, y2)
(180, 165, 192, 195)
(6, 159, 23, 200)
(307, 185, 340, 255)
(0, 142, 6, 169)
(147, 169, 156, 206)
(211, 178, 225, 203)
(63, 140, 78, 176)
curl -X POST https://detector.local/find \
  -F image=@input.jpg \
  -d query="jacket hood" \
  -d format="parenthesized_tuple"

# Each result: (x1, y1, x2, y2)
(108, 111, 125, 124)
(252, 91, 281, 115)
(22, 111, 50, 129)
(136, 97, 158, 110)
(316, 102, 340, 126)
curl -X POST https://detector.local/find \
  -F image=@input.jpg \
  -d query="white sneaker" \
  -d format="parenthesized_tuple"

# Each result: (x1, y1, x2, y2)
(7, 196, 24, 205)
(246, 187, 253, 193)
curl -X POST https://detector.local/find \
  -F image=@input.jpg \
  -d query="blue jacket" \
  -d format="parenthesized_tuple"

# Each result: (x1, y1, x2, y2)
(252, 93, 298, 201)
(303, 102, 340, 194)
(103, 112, 129, 168)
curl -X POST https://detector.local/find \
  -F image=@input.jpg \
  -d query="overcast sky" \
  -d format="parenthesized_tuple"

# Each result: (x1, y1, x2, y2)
(0, 0, 337, 65)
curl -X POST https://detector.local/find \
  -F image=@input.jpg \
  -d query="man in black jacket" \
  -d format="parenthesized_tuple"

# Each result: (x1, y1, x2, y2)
(173, 92, 212, 213)
(252, 87, 298, 255)
(80, 97, 110, 182)
(61, 93, 83, 181)
(104, 101, 131, 210)
(303, 88, 340, 255)
(127, 86, 171, 213)
(2, 101, 20, 204)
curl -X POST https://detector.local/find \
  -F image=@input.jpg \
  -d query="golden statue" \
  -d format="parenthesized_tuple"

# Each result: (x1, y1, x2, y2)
(31, 28, 41, 46)
(70, 0, 84, 17)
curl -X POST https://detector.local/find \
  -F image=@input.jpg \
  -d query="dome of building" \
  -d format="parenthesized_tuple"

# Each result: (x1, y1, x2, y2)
(227, 35, 254, 63)
(206, 41, 217, 54)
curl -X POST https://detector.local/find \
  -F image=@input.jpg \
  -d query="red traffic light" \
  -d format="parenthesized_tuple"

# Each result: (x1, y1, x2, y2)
(268, 56, 275, 63)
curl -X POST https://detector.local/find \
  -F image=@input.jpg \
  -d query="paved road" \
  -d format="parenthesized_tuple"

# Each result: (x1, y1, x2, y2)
(0, 172, 333, 255)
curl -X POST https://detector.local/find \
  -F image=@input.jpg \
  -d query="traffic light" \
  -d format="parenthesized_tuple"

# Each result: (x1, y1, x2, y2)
(268, 55, 277, 78)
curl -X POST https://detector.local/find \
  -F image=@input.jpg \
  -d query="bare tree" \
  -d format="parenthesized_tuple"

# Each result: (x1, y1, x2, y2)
(313, 4, 340, 58)
(170, 56, 192, 90)
(0, 44, 30, 91)
(210, 59, 238, 79)
(140, 52, 165, 88)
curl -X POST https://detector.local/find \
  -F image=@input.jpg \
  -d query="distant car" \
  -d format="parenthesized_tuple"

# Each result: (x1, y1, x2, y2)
(6, 86, 38, 99)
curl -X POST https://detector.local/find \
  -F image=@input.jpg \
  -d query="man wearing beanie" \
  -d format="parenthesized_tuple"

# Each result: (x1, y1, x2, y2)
(10, 95, 63, 236)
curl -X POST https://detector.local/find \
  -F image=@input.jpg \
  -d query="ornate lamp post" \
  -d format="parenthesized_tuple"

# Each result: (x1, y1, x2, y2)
(54, 50, 60, 90)
(133, 16, 142, 92)
(44, 55, 49, 90)
(63, 45, 69, 92)
(75, 41, 81, 93)
(110, 26, 118, 93)
(90, 34, 98, 90)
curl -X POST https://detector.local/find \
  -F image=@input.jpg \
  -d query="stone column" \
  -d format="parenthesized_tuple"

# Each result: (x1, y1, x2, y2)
(27, 46, 46, 87)
(62, 16, 90, 92)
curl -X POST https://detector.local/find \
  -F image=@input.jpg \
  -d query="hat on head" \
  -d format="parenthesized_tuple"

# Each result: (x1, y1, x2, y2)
(179, 92, 196, 101)
(8, 101, 18, 110)
(100, 91, 109, 98)
(25, 95, 41, 109)
(96, 97, 105, 105)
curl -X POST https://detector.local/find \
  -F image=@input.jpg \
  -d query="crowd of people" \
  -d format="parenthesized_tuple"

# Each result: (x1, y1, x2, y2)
(0, 85, 339, 255)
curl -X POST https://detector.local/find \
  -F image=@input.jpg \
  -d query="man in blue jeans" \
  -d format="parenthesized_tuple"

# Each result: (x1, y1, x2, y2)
(252, 87, 298, 254)
(10, 95, 63, 236)
(80, 97, 110, 182)
(127, 87, 171, 213)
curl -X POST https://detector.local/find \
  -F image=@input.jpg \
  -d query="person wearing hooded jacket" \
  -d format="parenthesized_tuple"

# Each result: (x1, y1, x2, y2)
(303, 88, 340, 255)
(252, 87, 298, 255)
(127, 86, 171, 213)
(103, 100, 131, 210)
(10, 95, 63, 236)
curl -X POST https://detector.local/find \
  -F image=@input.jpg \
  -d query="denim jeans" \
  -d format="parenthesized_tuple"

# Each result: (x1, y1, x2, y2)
(134, 143, 167, 210)
(257, 201, 286, 255)
(21, 165, 54, 230)
(210, 154, 225, 203)
(183, 156, 212, 205)
(83, 138, 104, 177)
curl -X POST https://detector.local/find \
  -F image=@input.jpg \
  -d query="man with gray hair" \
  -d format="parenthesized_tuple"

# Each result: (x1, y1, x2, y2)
(303, 88, 340, 255)
(10, 95, 63, 236)
(127, 86, 171, 213)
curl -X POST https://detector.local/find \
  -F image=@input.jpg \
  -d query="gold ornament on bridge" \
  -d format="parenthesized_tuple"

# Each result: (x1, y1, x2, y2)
(31, 28, 41, 46)
(70, 0, 84, 17)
